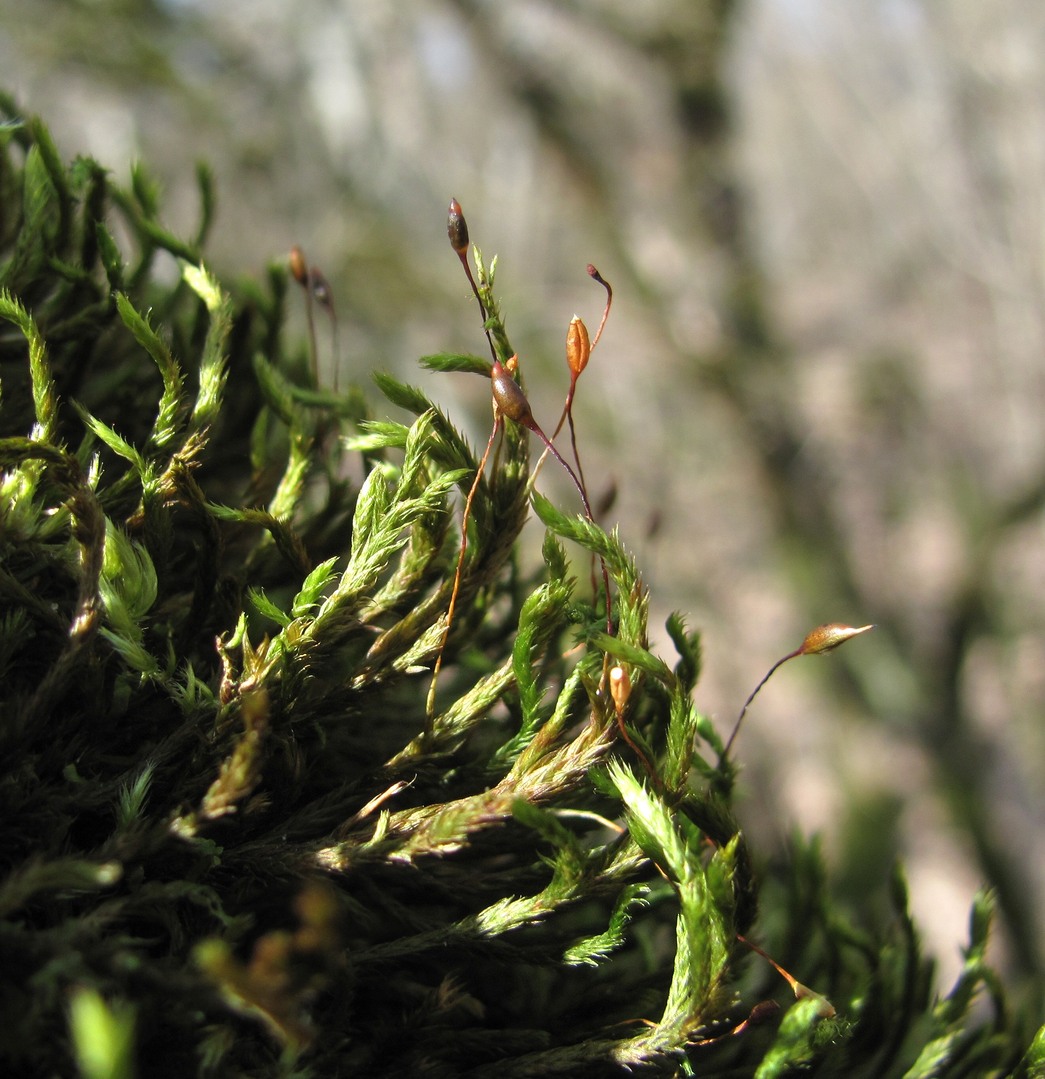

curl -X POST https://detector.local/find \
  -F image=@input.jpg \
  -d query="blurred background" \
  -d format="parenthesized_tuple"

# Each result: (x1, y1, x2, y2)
(3, 0, 1042, 994)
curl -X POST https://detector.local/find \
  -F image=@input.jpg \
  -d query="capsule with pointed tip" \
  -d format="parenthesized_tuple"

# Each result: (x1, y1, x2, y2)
(447, 198, 469, 256)
(800, 623, 874, 656)
(609, 665, 632, 715)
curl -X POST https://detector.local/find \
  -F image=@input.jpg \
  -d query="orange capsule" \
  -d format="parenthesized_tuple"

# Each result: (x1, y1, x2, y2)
(289, 245, 309, 286)
(566, 315, 591, 378)
(799, 623, 874, 656)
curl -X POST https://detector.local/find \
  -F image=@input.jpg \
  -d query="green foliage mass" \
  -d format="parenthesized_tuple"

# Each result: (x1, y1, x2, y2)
(1, 97, 1042, 1078)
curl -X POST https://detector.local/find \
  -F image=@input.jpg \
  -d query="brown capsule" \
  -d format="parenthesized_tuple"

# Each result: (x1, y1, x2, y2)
(289, 245, 309, 286)
(491, 358, 535, 428)
(566, 315, 591, 378)
(309, 267, 333, 309)
(585, 264, 613, 348)
(594, 479, 618, 520)
(447, 198, 469, 255)
(800, 623, 874, 656)
(745, 1000, 782, 1027)
(645, 508, 663, 541)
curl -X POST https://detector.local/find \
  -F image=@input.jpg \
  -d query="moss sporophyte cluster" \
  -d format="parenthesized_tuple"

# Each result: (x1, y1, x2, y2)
(1, 103, 1042, 1077)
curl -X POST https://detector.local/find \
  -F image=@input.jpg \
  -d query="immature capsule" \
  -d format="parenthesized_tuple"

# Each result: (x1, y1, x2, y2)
(447, 198, 470, 255)
(609, 665, 632, 715)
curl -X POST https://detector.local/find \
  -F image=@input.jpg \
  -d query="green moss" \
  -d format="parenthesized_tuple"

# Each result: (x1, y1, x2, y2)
(0, 98, 1041, 1078)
